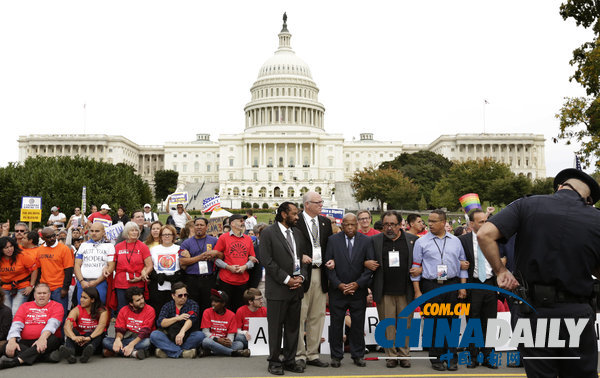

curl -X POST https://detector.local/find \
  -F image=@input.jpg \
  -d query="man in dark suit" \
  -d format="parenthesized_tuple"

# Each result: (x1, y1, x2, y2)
(261, 202, 308, 375)
(458, 208, 497, 369)
(294, 191, 333, 369)
(365, 210, 419, 368)
(325, 213, 374, 368)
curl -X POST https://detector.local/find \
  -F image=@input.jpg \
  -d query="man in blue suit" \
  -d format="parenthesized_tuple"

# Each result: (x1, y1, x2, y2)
(325, 213, 374, 368)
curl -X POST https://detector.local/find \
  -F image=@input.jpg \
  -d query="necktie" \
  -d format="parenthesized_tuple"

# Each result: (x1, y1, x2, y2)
(477, 244, 486, 283)
(311, 219, 321, 267)
(347, 238, 353, 260)
(285, 229, 294, 257)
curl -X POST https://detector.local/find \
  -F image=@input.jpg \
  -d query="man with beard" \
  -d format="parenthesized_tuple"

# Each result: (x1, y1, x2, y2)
(260, 202, 308, 375)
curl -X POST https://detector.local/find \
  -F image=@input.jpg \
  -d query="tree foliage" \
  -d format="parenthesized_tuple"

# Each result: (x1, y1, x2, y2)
(351, 167, 419, 210)
(530, 177, 555, 195)
(154, 170, 179, 201)
(0, 156, 152, 227)
(555, 0, 600, 168)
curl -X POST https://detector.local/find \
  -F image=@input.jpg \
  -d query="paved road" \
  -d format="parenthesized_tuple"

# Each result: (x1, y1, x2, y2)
(1, 350, 530, 378)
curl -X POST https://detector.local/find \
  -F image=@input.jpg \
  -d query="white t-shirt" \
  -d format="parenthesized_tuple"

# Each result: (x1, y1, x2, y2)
(69, 214, 88, 228)
(245, 216, 257, 231)
(49, 212, 66, 227)
(75, 241, 116, 279)
(150, 244, 180, 291)
(169, 209, 188, 229)
(144, 211, 158, 223)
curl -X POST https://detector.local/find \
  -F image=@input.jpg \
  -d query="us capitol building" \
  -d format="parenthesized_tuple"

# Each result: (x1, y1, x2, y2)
(18, 15, 546, 210)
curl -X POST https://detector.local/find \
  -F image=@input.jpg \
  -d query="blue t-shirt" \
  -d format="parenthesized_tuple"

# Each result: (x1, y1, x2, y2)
(180, 235, 219, 275)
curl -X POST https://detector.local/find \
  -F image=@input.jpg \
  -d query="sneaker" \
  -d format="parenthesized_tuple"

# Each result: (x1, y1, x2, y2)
(102, 348, 115, 358)
(196, 347, 208, 358)
(182, 349, 197, 359)
(60, 345, 77, 364)
(79, 344, 94, 363)
(134, 349, 149, 360)
(231, 349, 251, 357)
(155, 348, 168, 358)
(49, 350, 62, 363)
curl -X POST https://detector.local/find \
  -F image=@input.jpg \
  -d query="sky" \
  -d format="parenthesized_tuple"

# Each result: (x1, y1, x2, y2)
(0, 0, 593, 177)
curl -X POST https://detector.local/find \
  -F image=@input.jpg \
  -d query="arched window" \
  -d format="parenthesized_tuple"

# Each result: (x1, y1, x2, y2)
(288, 187, 295, 197)
(259, 187, 267, 197)
(233, 187, 240, 196)
(300, 187, 309, 195)
(273, 187, 281, 197)
(247, 187, 253, 197)
(315, 187, 322, 195)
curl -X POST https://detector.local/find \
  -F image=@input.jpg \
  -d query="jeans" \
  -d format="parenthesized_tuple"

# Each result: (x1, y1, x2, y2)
(234, 333, 248, 349)
(50, 287, 69, 323)
(115, 288, 128, 312)
(201, 336, 243, 356)
(76, 280, 107, 305)
(150, 330, 205, 358)
(3, 288, 28, 316)
(102, 336, 151, 355)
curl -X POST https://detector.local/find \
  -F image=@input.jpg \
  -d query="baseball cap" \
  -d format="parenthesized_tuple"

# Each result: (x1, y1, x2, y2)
(51, 206, 58, 212)
(554, 168, 600, 204)
(100, 204, 111, 210)
(143, 203, 151, 208)
(210, 288, 229, 303)
(229, 214, 247, 223)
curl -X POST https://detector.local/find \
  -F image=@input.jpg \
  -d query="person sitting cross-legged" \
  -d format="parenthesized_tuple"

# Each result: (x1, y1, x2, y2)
(102, 286, 155, 360)
(150, 282, 204, 358)
(200, 289, 250, 357)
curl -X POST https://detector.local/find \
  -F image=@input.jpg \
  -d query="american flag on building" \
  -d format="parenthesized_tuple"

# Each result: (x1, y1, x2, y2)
(202, 196, 221, 213)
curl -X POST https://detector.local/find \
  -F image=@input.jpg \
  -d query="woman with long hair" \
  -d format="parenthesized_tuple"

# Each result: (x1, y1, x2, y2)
(60, 286, 109, 363)
(149, 225, 182, 311)
(0, 237, 38, 315)
(144, 221, 163, 249)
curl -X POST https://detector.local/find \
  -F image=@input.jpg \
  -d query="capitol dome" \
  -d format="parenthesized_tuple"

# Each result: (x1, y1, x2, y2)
(244, 13, 325, 133)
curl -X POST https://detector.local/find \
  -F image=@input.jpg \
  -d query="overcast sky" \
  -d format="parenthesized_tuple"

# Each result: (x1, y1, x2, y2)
(0, 0, 592, 177)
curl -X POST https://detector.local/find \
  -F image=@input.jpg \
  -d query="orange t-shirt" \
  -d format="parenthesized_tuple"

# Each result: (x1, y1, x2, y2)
(0, 253, 37, 290)
(37, 243, 74, 291)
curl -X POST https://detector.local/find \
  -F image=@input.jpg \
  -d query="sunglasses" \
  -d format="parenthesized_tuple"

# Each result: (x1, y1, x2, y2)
(14, 230, 26, 233)
(176, 293, 189, 298)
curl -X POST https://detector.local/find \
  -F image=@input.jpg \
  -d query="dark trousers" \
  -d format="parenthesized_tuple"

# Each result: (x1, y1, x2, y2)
(519, 303, 597, 378)
(64, 329, 104, 355)
(218, 280, 248, 312)
(184, 274, 216, 314)
(0, 335, 62, 365)
(148, 285, 172, 314)
(328, 289, 366, 360)
(467, 278, 497, 360)
(267, 295, 301, 366)
(247, 265, 263, 289)
(420, 278, 460, 364)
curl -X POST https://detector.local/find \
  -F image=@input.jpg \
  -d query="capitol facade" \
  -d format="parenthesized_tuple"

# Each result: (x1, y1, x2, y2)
(18, 16, 546, 210)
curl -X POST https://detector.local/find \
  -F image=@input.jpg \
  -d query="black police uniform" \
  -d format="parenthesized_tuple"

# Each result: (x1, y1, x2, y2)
(489, 189, 600, 378)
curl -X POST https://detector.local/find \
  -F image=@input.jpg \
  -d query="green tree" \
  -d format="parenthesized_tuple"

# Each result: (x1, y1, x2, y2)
(417, 194, 428, 210)
(351, 167, 419, 210)
(154, 170, 179, 201)
(487, 175, 532, 206)
(554, 1, 600, 168)
(380, 150, 452, 205)
(531, 177, 555, 195)
(0, 156, 152, 227)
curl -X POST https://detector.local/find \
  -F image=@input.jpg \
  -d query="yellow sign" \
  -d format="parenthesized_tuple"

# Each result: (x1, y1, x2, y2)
(20, 209, 42, 222)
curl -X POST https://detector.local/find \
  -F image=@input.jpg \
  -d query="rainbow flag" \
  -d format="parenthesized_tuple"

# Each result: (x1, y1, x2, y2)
(459, 193, 481, 214)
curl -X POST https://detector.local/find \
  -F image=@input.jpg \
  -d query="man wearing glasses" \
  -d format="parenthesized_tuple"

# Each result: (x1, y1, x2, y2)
(364, 210, 419, 368)
(149, 282, 203, 358)
(36, 227, 74, 322)
(234, 288, 267, 349)
(13, 223, 29, 247)
(356, 210, 380, 236)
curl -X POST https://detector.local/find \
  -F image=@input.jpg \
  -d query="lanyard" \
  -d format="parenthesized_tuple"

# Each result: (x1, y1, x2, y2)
(124, 240, 138, 265)
(194, 237, 207, 254)
(432, 237, 447, 264)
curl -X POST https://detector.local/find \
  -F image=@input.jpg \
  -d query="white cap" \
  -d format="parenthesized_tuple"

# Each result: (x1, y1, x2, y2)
(144, 203, 151, 208)
(100, 204, 111, 210)
(50, 206, 58, 212)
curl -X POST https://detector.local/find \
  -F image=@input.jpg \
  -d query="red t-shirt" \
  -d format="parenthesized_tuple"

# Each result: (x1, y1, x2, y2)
(235, 305, 267, 331)
(358, 228, 380, 236)
(214, 233, 255, 285)
(70, 305, 101, 334)
(113, 240, 151, 289)
(201, 308, 237, 338)
(88, 212, 113, 226)
(13, 300, 64, 340)
(115, 304, 155, 338)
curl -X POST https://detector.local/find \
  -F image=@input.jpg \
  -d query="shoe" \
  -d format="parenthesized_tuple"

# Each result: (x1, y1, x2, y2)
(330, 358, 341, 368)
(399, 359, 411, 368)
(296, 359, 306, 369)
(102, 348, 115, 358)
(49, 350, 62, 363)
(447, 361, 458, 371)
(182, 349, 197, 359)
(307, 358, 329, 367)
(79, 344, 94, 363)
(431, 362, 446, 371)
(353, 358, 366, 367)
(196, 347, 208, 358)
(134, 349, 149, 360)
(467, 360, 478, 369)
(483, 361, 499, 369)
(231, 349, 251, 357)
(59, 345, 77, 364)
(268, 364, 284, 375)
(0, 356, 19, 370)
(283, 362, 304, 373)
(155, 348, 168, 358)
(386, 359, 398, 368)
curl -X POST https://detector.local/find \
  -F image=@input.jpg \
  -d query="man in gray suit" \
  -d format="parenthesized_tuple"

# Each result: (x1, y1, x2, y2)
(260, 202, 308, 375)
(365, 210, 419, 368)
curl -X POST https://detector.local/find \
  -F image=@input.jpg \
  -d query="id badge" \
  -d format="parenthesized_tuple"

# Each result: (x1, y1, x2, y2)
(206, 244, 212, 251)
(126, 272, 134, 281)
(388, 250, 400, 267)
(198, 261, 209, 274)
(437, 264, 448, 280)
(293, 258, 301, 276)
(312, 247, 322, 265)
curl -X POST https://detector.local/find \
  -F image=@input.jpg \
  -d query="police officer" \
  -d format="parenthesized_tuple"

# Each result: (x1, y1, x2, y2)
(412, 209, 469, 371)
(478, 168, 600, 378)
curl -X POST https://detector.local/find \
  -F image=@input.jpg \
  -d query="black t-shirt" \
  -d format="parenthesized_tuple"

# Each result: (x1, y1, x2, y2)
(489, 189, 600, 297)
(382, 233, 409, 295)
